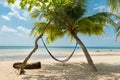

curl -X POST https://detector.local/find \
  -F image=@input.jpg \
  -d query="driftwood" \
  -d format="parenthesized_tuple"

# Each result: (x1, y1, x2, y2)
(13, 62, 41, 69)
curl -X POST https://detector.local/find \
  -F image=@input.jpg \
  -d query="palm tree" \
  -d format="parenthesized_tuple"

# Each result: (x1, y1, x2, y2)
(18, 0, 120, 74)
(107, 0, 120, 14)
(106, 0, 120, 39)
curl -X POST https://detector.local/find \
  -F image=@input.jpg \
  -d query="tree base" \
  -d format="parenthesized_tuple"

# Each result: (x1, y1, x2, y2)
(13, 62, 41, 69)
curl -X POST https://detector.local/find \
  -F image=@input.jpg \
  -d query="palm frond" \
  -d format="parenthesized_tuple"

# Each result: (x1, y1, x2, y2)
(30, 7, 48, 20)
(87, 12, 120, 37)
(75, 12, 120, 36)
(30, 22, 66, 44)
(116, 31, 120, 40)
(75, 17, 105, 36)
(107, 0, 120, 14)
(30, 8, 41, 19)
(66, 32, 74, 42)
(30, 22, 46, 36)
(45, 24, 66, 44)
(30, 0, 120, 43)
(87, 12, 120, 28)
(115, 23, 120, 40)
(115, 22, 120, 33)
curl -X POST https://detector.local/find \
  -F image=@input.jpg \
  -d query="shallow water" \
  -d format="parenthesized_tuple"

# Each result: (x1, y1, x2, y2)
(0, 46, 120, 61)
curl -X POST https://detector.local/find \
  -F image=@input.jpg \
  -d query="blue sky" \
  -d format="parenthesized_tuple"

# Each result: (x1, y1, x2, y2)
(0, 0, 120, 47)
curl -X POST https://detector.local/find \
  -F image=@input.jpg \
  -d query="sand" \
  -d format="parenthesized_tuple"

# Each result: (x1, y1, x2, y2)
(0, 51, 120, 80)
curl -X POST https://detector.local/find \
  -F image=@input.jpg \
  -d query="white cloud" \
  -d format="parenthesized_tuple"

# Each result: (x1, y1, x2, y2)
(17, 26, 31, 35)
(22, 11, 29, 19)
(1, 25, 17, 33)
(1, 0, 29, 21)
(8, 11, 28, 21)
(7, 1, 29, 21)
(94, 5, 109, 12)
(0, 25, 31, 37)
(1, 15, 11, 21)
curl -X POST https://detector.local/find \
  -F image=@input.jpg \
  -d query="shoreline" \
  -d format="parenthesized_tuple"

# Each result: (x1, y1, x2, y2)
(0, 51, 120, 80)
(0, 51, 120, 61)
(0, 50, 120, 62)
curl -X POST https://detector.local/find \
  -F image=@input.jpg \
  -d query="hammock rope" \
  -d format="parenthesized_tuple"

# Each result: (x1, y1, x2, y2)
(41, 37, 77, 62)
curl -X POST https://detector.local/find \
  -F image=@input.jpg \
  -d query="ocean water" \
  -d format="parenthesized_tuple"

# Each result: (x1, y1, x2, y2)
(0, 46, 120, 61)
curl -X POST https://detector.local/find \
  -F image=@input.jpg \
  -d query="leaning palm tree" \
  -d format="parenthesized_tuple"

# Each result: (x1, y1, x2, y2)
(18, 0, 120, 74)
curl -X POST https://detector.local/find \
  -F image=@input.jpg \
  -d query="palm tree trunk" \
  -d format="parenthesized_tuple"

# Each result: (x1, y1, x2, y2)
(19, 35, 41, 75)
(71, 32, 97, 71)
(19, 21, 51, 75)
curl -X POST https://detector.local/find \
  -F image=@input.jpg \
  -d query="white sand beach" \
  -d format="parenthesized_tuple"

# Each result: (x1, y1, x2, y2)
(0, 51, 120, 80)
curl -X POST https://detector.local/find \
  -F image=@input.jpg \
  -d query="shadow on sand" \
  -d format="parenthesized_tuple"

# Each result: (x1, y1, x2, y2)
(22, 62, 120, 80)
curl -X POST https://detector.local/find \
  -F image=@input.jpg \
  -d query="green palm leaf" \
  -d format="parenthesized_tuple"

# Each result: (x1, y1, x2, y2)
(87, 12, 120, 27)
(30, 0, 120, 43)
(30, 22, 66, 44)
(75, 18, 104, 36)
(116, 31, 120, 40)
(107, 0, 120, 14)
(30, 22, 46, 36)
(45, 24, 66, 44)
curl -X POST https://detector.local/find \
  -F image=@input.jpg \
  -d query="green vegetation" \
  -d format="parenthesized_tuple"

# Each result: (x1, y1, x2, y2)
(8, 0, 120, 75)
(107, 0, 120, 39)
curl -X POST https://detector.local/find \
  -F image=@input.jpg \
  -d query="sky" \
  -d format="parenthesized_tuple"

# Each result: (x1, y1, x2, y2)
(0, 0, 120, 47)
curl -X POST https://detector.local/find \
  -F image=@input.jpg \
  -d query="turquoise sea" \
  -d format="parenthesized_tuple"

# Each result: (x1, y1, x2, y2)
(0, 46, 120, 61)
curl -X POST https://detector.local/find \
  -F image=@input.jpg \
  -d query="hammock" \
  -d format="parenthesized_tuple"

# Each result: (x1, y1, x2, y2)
(41, 37, 77, 62)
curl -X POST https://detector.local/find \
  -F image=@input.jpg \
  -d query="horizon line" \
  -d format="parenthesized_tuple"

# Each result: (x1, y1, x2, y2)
(0, 46, 120, 48)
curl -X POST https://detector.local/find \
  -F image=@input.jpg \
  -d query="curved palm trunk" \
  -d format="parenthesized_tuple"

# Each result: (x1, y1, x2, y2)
(19, 35, 41, 75)
(71, 32, 97, 71)
(19, 21, 51, 75)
